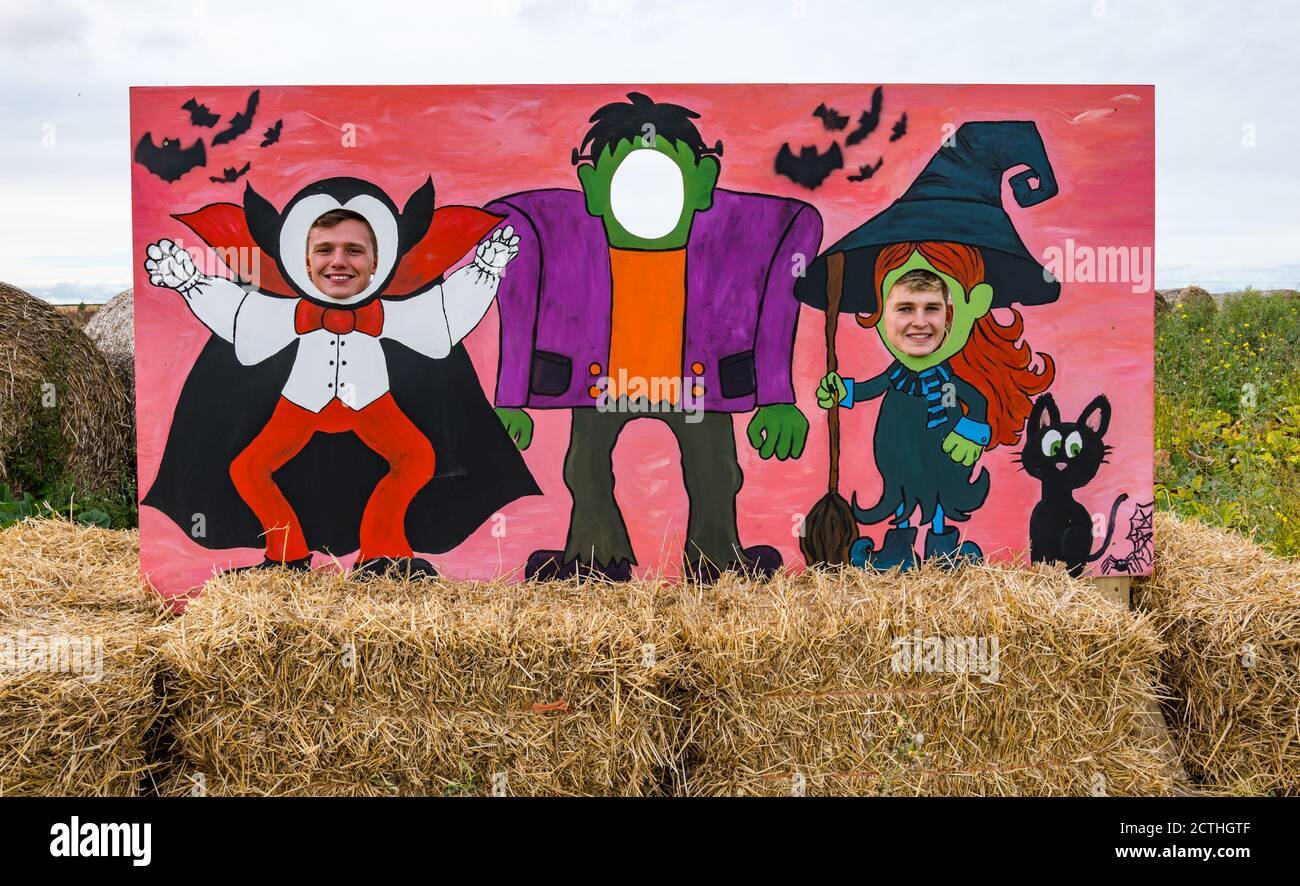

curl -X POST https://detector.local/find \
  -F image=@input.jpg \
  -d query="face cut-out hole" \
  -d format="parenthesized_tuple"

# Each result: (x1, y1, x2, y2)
(608, 149, 685, 240)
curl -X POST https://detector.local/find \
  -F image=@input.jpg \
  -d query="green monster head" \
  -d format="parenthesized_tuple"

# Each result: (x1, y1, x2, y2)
(877, 250, 994, 370)
(577, 135, 719, 250)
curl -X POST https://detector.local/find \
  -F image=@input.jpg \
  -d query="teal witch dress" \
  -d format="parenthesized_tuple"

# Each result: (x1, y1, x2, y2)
(839, 359, 992, 528)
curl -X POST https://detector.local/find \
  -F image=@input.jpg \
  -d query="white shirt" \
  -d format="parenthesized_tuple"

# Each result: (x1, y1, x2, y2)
(181, 266, 500, 413)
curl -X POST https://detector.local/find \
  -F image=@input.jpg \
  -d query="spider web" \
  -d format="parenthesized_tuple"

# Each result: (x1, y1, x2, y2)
(1100, 501, 1154, 574)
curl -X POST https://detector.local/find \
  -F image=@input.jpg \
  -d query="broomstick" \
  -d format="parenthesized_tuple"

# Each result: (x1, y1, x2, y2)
(800, 251, 860, 566)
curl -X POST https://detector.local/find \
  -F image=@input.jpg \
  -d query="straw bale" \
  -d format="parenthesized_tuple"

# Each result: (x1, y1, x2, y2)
(157, 569, 685, 796)
(153, 770, 434, 797)
(674, 563, 1180, 796)
(1134, 513, 1300, 795)
(82, 288, 135, 395)
(0, 282, 133, 495)
(0, 517, 156, 616)
(0, 519, 168, 796)
(0, 607, 162, 796)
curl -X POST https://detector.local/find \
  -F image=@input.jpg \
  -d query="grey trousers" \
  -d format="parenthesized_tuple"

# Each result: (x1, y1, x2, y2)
(561, 406, 746, 569)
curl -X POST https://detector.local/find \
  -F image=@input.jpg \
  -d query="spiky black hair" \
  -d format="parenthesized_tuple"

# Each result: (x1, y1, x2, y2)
(579, 92, 711, 163)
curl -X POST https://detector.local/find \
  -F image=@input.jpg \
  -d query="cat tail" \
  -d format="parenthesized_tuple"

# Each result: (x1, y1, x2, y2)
(1088, 493, 1131, 562)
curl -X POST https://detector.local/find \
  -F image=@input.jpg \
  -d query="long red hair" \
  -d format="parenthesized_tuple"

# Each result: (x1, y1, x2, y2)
(860, 241, 1055, 450)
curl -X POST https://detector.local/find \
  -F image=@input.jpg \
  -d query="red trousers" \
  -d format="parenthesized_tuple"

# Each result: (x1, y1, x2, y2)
(229, 393, 435, 562)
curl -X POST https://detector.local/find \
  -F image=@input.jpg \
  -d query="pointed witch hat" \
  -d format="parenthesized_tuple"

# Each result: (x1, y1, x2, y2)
(796, 121, 1061, 314)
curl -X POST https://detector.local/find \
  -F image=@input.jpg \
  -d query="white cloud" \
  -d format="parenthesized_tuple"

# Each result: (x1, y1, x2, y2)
(2, 0, 1297, 301)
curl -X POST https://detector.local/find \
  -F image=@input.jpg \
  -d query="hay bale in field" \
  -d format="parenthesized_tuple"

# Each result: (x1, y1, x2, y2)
(156, 569, 685, 796)
(0, 282, 133, 497)
(1134, 513, 1300, 795)
(0, 519, 168, 796)
(83, 288, 135, 396)
(1175, 285, 1215, 312)
(673, 564, 1180, 796)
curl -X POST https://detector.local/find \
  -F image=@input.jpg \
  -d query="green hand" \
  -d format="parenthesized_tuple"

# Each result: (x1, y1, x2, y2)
(495, 408, 534, 451)
(815, 371, 847, 410)
(746, 404, 809, 460)
(942, 431, 982, 467)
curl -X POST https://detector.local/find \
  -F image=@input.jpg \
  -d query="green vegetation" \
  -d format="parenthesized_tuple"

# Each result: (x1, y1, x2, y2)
(1156, 290, 1300, 556)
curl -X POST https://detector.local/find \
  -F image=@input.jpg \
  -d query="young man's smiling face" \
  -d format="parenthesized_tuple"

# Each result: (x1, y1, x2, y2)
(883, 281, 952, 358)
(306, 217, 377, 300)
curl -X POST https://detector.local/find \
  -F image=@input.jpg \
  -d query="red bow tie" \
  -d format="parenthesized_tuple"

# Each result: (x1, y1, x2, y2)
(294, 299, 385, 337)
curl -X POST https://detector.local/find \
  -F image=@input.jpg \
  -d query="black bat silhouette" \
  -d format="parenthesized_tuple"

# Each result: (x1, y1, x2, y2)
(209, 161, 251, 184)
(890, 112, 908, 142)
(182, 98, 220, 128)
(212, 89, 260, 146)
(847, 157, 884, 182)
(812, 103, 849, 131)
(134, 133, 207, 183)
(775, 142, 843, 190)
(260, 119, 283, 148)
(845, 86, 884, 147)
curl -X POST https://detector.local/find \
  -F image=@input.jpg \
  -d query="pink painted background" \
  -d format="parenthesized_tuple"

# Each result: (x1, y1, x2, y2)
(130, 84, 1154, 601)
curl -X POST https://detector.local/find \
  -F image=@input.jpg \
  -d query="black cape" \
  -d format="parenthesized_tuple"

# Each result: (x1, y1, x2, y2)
(143, 333, 540, 555)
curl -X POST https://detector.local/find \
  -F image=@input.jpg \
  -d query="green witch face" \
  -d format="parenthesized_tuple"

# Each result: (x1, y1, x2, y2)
(877, 250, 994, 370)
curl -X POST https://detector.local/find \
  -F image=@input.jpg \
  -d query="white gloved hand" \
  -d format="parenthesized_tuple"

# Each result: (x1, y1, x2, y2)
(471, 225, 520, 281)
(144, 239, 208, 293)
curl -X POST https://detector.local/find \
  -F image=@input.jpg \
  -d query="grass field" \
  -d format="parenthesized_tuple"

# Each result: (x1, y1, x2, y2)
(1156, 291, 1300, 557)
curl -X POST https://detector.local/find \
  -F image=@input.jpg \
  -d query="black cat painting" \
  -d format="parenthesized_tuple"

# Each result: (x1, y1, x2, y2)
(1020, 393, 1128, 577)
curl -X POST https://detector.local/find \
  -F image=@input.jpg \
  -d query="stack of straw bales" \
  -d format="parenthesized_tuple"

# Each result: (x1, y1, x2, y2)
(1135, 514, 1300, 795)
(673, 564, 1180, 796)
(0, 283, 133, 496)
(155, 571, 685, 796)
(157, 559, 1181, 796)
(0, 519, 168, 796)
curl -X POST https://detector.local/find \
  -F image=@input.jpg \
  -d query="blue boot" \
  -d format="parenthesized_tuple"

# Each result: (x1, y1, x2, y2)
(850, 526, 919, 571)
(923, 526, 982, 568)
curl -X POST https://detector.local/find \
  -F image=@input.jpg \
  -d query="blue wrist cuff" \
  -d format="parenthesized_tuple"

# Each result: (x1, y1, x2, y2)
(953, 416, 990, 446)
(839, 377, 855, 408)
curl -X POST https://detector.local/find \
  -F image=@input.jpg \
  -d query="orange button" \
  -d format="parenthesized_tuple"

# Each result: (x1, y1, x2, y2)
(691, 362, 705, 375)
(692, 385, 705, 398)
(588, 385, 602, 398)
(589, 362, 602, 376)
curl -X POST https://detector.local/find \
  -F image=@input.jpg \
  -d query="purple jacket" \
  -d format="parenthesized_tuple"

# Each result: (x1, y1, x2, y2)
(486, 188, 822, 413)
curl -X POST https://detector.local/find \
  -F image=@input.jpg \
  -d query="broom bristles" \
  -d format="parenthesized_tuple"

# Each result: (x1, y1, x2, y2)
(800, 492, 859, 567)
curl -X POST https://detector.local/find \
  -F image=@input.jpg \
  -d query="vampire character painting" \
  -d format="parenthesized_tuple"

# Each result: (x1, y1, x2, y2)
(140, 176, 540, 577)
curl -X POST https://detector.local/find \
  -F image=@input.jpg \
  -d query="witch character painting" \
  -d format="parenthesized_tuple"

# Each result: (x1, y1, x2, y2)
(140, 176, 539, 578)
(798, 122, 1059, 571)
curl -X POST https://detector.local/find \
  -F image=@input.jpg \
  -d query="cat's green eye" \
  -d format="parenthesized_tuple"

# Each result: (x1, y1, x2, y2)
(1040, 430, 1062, 457)
(1065, 431, 1084, 458)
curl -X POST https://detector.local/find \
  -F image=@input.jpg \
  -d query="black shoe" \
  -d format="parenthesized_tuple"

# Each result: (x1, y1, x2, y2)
(524, 549, 632, 582)
(684, 544, 783, 584)
(923, 526, 982, 569)
(353, 556, 439, 581)
(232, 556, 313, 574)
(849, 526, 919, 571)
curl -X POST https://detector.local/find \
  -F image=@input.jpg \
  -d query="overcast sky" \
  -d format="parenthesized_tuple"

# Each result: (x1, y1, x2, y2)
(1, 0, 1296, 302)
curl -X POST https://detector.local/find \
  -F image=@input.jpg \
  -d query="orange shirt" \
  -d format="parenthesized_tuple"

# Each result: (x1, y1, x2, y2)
(606, 247, 687, 405)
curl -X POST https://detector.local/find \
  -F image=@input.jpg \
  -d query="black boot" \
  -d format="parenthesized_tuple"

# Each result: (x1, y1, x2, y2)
(849, 527, 919, 571)
(923, 526, 982, 568)
(525, 550, 633, 582)
(353, 556, 439, 581)
(232, 555, 313, 574)
(684, 545, 783, 584)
